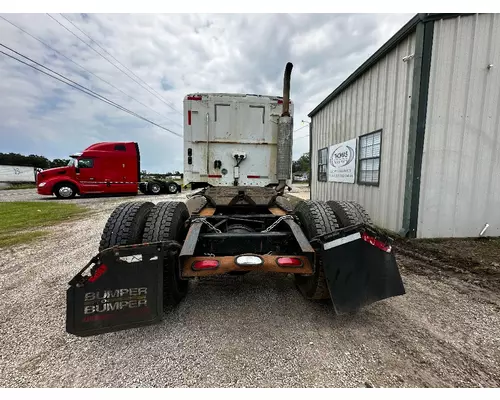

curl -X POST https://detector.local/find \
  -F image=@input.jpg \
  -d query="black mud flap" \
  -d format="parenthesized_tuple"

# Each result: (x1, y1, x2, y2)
(319, 226, 405, 314)
(66, 242, 172, 337)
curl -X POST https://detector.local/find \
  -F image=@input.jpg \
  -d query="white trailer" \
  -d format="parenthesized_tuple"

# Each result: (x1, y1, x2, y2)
(0, 165, 36, 183)
(183, 93, 294, 189)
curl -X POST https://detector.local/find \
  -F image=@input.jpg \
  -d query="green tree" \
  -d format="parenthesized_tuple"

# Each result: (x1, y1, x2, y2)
(292, 152, 310, 173)
(49, 158, 70, 168)
(0, 152, 50, 169)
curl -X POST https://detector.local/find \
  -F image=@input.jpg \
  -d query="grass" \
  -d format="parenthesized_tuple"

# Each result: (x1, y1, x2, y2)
(1, 183, 37, 190)
(0, 202, 87, 247)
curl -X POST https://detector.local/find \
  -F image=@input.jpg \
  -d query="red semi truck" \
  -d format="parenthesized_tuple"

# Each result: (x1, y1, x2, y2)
(36, 141, 180, 199)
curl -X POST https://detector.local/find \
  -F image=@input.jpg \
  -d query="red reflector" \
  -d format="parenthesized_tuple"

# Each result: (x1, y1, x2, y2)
(277, 99, 283, 104)
(276, 257, 303, 267)
(192, 260, 219, 270)
(208, 174, 222, 178)
(187, 96, 202, 101)
(361, 232, 392, 253)
(188, 110, 192, 125)
(247, 175, 260, 179)
(88, 264, 107, 282)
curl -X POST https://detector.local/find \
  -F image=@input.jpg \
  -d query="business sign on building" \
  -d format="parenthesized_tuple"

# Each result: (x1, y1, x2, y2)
(328, 138, 357, 183)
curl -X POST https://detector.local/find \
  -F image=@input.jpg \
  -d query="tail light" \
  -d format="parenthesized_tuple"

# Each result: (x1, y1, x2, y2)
(247, 175, 260, 179)
(88, 264, 107, 282)
(276, 257, 303, 267)
(208, 174, 222, 178)
(361, 232, 392, 253)
(188, 110, 192, 125)
(187, 95, 202, 101)
(192, 260, 219, 270)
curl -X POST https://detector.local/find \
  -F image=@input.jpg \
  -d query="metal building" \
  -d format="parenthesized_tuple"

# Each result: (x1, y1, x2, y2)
(308, 13, 500, 238)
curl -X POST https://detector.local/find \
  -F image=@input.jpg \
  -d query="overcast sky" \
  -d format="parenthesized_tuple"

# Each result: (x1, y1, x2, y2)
(0, 13, 413, 173)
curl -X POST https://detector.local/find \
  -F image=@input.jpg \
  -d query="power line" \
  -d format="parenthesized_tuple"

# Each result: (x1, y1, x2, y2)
(293, 124, 309, 133)
(0, 15, 182, 129)
(0, 46, 182, 137)
(59, 13, 182, 116)
(0, 42, 133, 116)
(46, 13, 182, 117)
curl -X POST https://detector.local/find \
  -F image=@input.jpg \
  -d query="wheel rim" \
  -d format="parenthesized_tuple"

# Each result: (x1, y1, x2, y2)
(59, 186, 73, 198)
(168, 184, 177, 193)
(151, 184, 161, 193)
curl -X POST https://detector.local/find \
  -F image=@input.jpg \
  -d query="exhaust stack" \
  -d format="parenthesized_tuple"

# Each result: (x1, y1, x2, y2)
(276, 62, 293, 193)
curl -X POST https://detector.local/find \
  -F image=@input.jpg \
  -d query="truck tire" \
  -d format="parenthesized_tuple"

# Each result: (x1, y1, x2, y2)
(98, 201, 154, 252)
(53, 182, 78, 199)
(167, 182, 179, 194)
(148, 182, 162, 195)
(326, 200, 360, 227)
(327, 200, 373, 228)
(294, 200, 339, 300)
(348, 201, 373, 225)
(142, 201, 190, 307)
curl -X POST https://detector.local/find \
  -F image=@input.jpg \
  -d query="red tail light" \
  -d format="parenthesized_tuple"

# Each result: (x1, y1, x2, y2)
(247, 175, 260, 179)
(208, 174, 222, 178)
(192, 260, 219, 270)
(88, 264, 107, 282)
(361, 232, 392, 253)
(188, 110, 192, 125)
(187, 95, 202, 101)
(276, 257, 303, 267)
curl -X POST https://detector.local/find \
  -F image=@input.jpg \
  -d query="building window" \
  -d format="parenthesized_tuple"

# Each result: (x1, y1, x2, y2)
(358, 130, 382, 186)
(318, 147, 328, 182)
(114, 144, 126, 151)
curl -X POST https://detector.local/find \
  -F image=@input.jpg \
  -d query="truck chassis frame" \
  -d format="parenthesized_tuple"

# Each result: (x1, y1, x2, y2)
(65, 186, 406, 337)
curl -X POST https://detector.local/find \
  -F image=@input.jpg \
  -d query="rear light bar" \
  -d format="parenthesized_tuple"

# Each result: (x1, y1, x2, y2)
(276, 257, 303, 267)
(361, 232, 392, 253)
(192, 260, 219, 270)
(208, 174, 222, 178)
(247, 175, 260, 179)
(187, 95, 202, 101)
(187, 110, 192, 125)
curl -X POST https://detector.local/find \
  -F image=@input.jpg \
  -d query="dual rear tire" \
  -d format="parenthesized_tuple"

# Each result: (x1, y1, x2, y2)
(293, 199, 373, 302)
(146, 181, 179, 195)
(99, 200, 189, 308)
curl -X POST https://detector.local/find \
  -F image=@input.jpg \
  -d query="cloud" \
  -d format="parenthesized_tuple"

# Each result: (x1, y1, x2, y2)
(0, 13, 413, 172)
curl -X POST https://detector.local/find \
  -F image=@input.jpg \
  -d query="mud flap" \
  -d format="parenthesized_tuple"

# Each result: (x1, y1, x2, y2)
(320, 227, 405, 314)
(66, 242, 170, 337)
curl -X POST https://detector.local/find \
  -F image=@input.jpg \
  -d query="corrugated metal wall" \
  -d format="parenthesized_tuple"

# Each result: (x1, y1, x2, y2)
(418, 14, 500, 237)
(311, 32, 416, 233)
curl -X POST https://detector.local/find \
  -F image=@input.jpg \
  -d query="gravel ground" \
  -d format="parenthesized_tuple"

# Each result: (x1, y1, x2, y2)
(0, 188, 499, 387)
